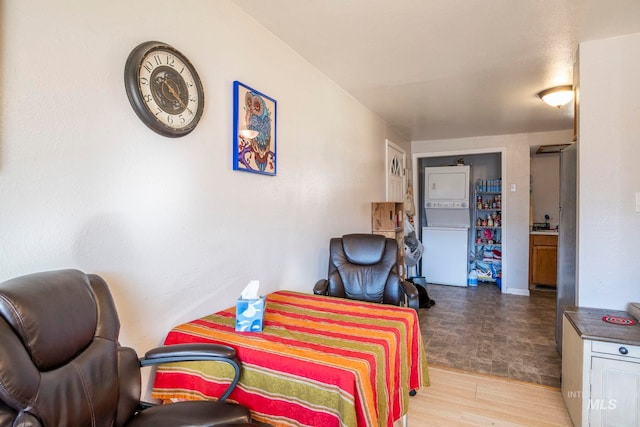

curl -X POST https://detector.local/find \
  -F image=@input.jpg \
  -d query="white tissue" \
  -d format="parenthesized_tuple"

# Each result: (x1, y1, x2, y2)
(240, 280, 260, 299)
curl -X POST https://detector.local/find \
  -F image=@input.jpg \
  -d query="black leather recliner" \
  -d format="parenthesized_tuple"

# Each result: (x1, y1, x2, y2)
(0, 269, 258, 427)
(313, 233, 419, 310)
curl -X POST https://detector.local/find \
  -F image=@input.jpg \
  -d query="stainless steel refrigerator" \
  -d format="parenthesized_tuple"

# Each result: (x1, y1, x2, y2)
(556, 143, 578, 353)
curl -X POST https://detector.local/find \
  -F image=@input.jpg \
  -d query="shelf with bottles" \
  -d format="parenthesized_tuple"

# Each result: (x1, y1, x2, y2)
(475, 212, 502, 244)
(472, 179, 503, 286)
(475, 178, 502, 194)
(475, 195, 502, 211)
(474, 211, 502, 228)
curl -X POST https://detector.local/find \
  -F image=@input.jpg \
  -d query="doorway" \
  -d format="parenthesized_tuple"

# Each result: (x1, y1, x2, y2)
(412, 148, 508, 293)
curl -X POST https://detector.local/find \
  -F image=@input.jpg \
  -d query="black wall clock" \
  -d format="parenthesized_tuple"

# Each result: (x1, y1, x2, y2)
(124, 41, 204, 137)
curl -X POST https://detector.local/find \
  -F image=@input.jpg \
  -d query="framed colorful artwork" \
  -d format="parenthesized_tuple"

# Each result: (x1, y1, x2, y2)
(233, 81, 277, 176)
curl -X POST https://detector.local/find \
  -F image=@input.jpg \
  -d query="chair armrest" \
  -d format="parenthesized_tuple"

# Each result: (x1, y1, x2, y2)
(139, 343, 240, 402)
(400, 280, 420, 311)
(313, 279, 329, 295)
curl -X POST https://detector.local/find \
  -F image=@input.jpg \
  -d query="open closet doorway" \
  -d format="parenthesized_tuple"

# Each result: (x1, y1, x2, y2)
(412, 149, 509, 293)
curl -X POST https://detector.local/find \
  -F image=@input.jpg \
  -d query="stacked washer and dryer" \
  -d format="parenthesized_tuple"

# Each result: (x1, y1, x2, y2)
(422, 165, 471, 287)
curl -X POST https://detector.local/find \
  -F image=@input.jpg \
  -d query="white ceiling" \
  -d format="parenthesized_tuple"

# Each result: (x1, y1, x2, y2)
(230, 0, 640, 141)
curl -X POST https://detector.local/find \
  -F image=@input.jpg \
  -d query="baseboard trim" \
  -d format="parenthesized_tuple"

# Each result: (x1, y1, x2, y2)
(506, 288, 530, 296)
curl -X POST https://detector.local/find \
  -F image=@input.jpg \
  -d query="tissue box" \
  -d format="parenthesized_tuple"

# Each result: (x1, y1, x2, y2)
(235, 296, 265, 332)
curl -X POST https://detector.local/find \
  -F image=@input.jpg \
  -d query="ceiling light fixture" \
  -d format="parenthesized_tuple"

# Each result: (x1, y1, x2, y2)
(537, 85, 574, 108)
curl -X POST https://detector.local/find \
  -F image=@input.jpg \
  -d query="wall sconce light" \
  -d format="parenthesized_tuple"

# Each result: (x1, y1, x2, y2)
(537, 85, 574, 108)
(239, 129, 259, 139)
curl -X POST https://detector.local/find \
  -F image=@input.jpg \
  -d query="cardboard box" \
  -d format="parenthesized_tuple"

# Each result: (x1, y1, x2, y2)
(235, 296, 265, 332)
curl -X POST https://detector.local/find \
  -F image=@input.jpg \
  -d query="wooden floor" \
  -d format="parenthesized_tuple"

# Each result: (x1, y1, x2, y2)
(407, 366, 573, 426)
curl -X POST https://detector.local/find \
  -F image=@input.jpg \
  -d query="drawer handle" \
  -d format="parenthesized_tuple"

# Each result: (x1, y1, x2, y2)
(619, 346, 629, 355)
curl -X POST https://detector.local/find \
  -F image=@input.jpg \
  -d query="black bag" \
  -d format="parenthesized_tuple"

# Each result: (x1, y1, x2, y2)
(409, 278, 435, 308)
(417, 285, 435, 308)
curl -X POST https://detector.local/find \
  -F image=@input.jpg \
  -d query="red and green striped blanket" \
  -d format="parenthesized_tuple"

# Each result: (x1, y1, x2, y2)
(152, 290, 429, 427)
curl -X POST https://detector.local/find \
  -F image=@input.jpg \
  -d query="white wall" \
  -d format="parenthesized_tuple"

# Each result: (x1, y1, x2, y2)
(412, 130, 572, 295)
(577, 33, 640, 310)
(530, 154, 560, 228)
(0, 0, 407, 356)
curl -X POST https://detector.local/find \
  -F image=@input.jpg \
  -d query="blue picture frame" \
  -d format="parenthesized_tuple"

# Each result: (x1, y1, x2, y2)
(233, 81, 277, 176)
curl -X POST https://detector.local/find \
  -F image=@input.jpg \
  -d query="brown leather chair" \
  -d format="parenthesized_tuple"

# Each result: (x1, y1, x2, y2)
(313, 234, 419, 310)
(0, 269, 258, 427)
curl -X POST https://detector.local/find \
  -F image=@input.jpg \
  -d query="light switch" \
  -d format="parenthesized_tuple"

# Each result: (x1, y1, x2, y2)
(510, 184, 517, 192)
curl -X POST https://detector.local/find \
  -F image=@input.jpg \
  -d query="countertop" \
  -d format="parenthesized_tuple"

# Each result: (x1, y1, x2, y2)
(563, 306, 640, 346)
(530, 230, 559, 235)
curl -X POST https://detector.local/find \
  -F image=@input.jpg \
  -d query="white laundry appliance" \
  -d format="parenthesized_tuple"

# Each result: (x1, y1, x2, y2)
(422, 165, 471, 287)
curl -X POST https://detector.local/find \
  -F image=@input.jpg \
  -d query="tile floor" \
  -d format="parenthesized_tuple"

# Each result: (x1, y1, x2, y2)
(417, 282, 561, 387)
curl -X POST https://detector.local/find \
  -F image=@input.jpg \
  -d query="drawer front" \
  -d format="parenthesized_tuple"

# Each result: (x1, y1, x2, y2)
(531, 234, 558, 246)
(592, 340, 640, 359)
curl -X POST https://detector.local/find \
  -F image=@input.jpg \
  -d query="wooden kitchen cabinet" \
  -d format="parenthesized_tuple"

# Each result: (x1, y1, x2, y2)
(529, 233, 558, 289)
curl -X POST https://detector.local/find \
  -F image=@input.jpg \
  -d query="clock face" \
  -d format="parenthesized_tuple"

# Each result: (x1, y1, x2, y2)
(125, 42, 204, 137)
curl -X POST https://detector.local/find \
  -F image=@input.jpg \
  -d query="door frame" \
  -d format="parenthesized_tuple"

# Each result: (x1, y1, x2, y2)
(412, 147, 511, 294)
(385, 139, 406, 202)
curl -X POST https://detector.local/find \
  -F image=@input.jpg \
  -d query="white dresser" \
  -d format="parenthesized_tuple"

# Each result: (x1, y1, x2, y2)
(562, 308, 640, 426)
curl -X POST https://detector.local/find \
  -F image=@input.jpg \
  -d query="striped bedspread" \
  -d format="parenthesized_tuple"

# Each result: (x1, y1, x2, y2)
(152, 290, 429, 427)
